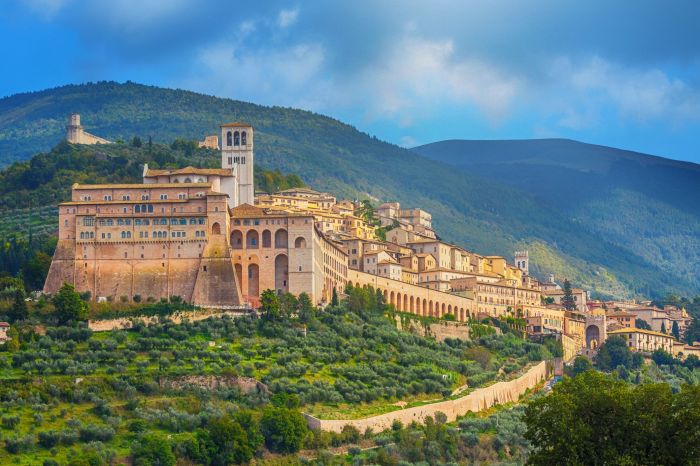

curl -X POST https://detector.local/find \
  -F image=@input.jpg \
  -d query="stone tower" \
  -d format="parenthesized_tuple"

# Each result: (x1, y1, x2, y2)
(65, 113, 111, 145)
(220, 122, 254, 206)
(514, 250, 529, 274)
(66, 114, 82, 143)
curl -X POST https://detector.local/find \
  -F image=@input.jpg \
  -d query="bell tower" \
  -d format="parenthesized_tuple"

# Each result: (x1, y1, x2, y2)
(514, 250, 529, 275)
(220, 122, 254, 206)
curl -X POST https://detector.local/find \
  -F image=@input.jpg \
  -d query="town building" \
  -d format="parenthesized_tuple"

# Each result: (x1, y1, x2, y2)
(608, 328, 675, 354)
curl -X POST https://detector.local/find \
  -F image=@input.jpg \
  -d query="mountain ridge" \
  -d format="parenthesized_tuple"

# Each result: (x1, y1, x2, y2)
(0, 81, 697, 299)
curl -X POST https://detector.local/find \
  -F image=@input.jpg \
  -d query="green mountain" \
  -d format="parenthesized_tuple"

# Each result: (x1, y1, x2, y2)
(0, 81, 695, 299)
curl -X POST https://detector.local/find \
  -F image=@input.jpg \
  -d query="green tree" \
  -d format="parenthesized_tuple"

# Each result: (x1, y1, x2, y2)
(8, 289, 28, 323)
(671, 321, 680, 340)
(259, 289, 280, 321)
(5, 327, 20, 352)
(661, 322, 667, 334)
(571, 356, 593, 376)
(331, 287, 339, 307)
(595, 336, 640, 371)
(131, 136, 143, 147)
(297, 292, 314, 323)
(560, 279, 576, 311)
(260, 406, 307, 454)
(52, 283, 88, 324)
(132, 433, 176, 466)
(635, 318, 652, 330)
(201, 415, 259, 465)
(525, 372, 700, 466)
(279, 292, 298, 318)
(20, 251, 52, 291)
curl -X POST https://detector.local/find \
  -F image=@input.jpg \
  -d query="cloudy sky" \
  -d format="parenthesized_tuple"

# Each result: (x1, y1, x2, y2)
(2, 0, 700, 162)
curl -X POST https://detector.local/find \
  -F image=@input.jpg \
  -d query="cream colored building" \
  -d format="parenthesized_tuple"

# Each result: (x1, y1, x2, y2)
(608, 328, 674, 354)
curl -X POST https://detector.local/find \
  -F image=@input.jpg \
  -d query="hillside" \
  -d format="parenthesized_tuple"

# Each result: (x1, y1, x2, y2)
(413, 139, 700, 299)
(0, 81, 696, 299)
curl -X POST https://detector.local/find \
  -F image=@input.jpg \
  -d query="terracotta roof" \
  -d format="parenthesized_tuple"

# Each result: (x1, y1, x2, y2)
(73, 183, 211, 190)
(144, 166, 233, 176)
(609, 328, 673, 338)
(230, 203, 266, 217)
(220, 122, 252, 127)
(0, 322, 9, 327)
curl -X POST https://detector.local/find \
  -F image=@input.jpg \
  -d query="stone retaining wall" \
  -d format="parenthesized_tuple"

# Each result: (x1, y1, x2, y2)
(305, 361, 549, 433)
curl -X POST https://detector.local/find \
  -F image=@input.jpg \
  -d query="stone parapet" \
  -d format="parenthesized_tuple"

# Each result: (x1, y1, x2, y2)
(305, 360, 550, 433)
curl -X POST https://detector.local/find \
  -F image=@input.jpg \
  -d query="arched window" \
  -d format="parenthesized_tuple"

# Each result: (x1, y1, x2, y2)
(241, 131, 247, 145)
(148, 204, 153, 213)
(226, 131, 232, 146)
(294, 236, 306, 248)
(211, 222, 221, 235)
(135, 205, 141, 213)
(234, 131, 240, 146)
(184, 178, 192, 183)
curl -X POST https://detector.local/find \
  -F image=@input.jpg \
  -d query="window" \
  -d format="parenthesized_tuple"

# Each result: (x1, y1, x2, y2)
(234, 131, 240, 145)
(141, 194, 149, 200)
(160, 194, 168, 200)
(83, 217, 94, 226)
(103, 195, 112, 201)
(135, 205, 141, 213)
(198, 218, 205, 225)
(241, 131, 247, 145)
(228, 157, 233, 165)
(178, 193, 187, 200)
(122, 195, 130, 200)
(226, 131, 232, 146)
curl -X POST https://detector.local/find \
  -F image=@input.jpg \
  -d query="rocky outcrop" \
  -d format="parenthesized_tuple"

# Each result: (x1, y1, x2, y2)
(159, 375, 269, 394)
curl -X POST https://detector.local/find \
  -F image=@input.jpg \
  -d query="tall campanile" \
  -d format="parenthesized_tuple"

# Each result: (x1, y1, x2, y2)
(220, 122, 255, 206)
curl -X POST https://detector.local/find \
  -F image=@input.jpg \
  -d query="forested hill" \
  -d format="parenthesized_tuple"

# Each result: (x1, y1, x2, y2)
(0, 81, 696, 299)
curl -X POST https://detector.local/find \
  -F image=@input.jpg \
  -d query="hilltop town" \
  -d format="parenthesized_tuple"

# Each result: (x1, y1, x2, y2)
(40, 115, 700, 364)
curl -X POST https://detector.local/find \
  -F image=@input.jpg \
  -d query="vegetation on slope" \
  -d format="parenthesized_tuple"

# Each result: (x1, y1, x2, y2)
(0, 81, 694, 299)
(0, 285, 552, 465)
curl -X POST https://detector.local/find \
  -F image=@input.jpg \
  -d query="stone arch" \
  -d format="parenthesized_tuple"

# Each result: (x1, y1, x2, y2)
(211, 222, 221, 235)
(586, 325, 601, 349)
(429, 300, 434, 317)
(241, 131, 247, 145)
(396, 293, 402, 311)
(247, 263, 259, 297)
(234, 131, 240, 146)
(226, 131, 232, 146)
(246, 230, 259, 249)
(410, 296, 415, 313)
(383, 289, 388, 302)
(231, 230, 243, 249)
(184, 177, 192, 183)
(403, 294, 408, 312)
(422, 299, 427, 316)
(294, 236, 307, 248)
(441, 303, 446, 316)
(448, 304, 452, 315)
(274, 254, 289, 293)
(275, 229, 288, 248)
(390, 291, 395, 307)
(262, 229, 271, 248)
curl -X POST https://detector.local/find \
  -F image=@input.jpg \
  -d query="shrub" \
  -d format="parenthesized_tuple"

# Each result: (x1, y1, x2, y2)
(132, 433, 176, 466)
(260, 406, 307, 454)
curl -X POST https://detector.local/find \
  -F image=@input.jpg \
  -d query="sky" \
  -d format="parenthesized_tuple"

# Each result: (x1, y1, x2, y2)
(1, 0, 700, 162)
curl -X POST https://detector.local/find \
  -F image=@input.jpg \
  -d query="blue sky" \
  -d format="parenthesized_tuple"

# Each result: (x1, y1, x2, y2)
(2, 1, 700, 162)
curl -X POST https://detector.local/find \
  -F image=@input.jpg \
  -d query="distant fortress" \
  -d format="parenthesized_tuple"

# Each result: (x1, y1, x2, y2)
(66, 114, 112, 145)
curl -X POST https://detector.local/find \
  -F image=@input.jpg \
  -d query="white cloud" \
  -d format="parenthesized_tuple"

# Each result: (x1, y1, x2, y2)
(560, 56, 700, 124)
(183, 40, 330, 110)
(277, 8, 299, 28)
(355, 36, 521, 124)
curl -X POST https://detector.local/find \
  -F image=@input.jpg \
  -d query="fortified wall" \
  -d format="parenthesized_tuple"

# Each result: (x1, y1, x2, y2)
(348, 269, 475, 321)
(305, 360, 550, 433)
